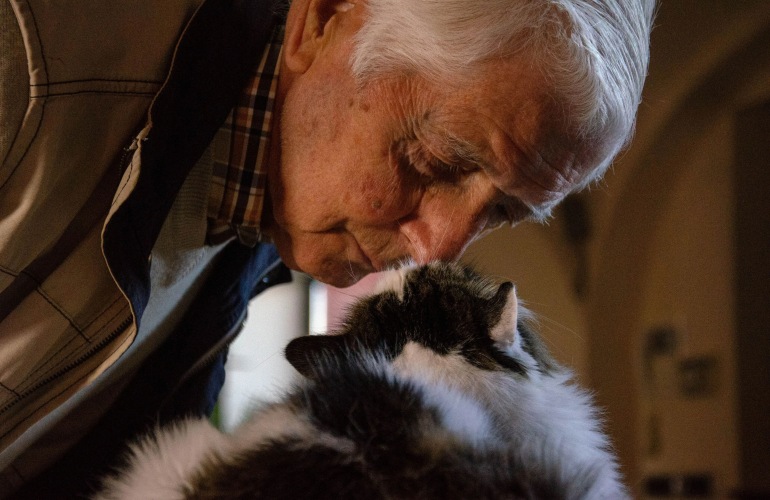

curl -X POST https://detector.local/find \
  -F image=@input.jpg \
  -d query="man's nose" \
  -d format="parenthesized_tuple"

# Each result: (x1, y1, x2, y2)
(398, 207, 485, 264)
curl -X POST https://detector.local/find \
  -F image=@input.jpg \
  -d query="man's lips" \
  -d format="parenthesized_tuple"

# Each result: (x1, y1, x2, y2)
(351, 235, 391, 272)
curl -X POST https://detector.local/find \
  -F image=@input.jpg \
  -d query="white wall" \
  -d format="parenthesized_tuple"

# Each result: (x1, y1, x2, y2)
(218, 273, 308, 431)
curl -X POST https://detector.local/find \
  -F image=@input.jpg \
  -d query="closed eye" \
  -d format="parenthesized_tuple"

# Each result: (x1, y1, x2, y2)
(425, 156, 467, 182)
(402, 140, 473, 185)
(495, 195, 556, 227)
(488, 198, 535, 228)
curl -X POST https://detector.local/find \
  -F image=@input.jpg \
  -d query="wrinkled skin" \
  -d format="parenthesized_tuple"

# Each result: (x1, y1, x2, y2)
(263, 0, 604, 287)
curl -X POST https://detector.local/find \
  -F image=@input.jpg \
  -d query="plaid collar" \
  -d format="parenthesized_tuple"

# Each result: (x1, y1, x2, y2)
(207, 25, 283, 247)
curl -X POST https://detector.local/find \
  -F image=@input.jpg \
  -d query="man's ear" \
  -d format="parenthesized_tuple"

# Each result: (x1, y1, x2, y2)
(283, 0, 357, 74)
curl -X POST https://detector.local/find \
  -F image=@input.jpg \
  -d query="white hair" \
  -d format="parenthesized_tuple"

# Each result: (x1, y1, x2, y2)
(351, 0, 656, 185)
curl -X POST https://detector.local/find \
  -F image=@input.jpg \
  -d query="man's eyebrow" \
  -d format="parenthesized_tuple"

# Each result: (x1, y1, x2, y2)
(447, 135, 489, 169)
(442, 133, 488, 166)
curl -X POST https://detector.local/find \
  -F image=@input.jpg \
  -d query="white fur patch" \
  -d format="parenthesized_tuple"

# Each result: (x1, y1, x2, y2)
(236, 404, 355, 456)
(95, 419, 231, 500)
(236, 404, 316, 446)
(389, 341, 626, 497)
(391, 342, 494, 445)
(371, 265, 413, 300)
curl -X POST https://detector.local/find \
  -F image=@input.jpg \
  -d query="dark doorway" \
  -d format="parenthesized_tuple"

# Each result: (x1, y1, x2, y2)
(733, 99, 770, 497)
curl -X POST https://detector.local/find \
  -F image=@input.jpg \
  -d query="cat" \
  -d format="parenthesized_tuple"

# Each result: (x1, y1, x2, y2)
(94, 262, 627, 499)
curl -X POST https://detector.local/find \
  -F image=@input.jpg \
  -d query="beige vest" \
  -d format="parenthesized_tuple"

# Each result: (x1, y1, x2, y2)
(0, 0, 203, 453)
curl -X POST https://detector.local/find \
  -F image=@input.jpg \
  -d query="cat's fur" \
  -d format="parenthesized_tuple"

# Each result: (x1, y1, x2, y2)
(95, 262, 627, 499)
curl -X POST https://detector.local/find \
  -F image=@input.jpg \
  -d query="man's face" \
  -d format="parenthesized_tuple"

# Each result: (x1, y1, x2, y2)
(265, 1, 597, 287)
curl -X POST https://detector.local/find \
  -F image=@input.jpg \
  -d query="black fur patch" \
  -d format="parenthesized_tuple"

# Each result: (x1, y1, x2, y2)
(190, 438, 383, 499)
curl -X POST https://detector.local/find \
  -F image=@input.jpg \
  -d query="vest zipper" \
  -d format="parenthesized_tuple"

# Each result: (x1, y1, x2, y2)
(0, 316, 133, 419)
(1, 135, 140, 423)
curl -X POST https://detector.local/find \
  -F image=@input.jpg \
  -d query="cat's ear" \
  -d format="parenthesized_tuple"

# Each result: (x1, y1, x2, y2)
(489, 282, 518, 346)
(285, 334, 346, 379)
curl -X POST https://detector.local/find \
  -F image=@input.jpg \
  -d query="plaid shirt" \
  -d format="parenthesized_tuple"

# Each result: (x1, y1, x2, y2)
(207, 26, 283, 247)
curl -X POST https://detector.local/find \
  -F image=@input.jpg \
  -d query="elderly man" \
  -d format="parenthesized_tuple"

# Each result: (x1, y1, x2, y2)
(0, 0, 654, 496)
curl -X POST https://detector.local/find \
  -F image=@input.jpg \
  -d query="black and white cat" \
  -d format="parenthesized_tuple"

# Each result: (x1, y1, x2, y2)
(95, 262, 627, 499)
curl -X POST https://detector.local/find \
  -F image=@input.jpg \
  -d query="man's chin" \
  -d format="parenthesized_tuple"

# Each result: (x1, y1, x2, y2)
(268, 232, 373, 287)
(285, 257, 372, 288)
(311, 264, 371, 289)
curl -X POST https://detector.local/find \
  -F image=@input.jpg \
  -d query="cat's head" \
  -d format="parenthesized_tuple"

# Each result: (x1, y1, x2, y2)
(285, 262, 557, 381)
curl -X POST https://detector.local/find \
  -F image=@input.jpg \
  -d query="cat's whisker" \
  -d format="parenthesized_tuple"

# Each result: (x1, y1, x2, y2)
(537, 315, 585, 342)
(249, 348, 288, 370)
(344, 247, 357, 283)
(331, 289, 359, 300)
(519, 300, 585, 343)
(397, 219, 426, 265)
(431, 203, 457, 262)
